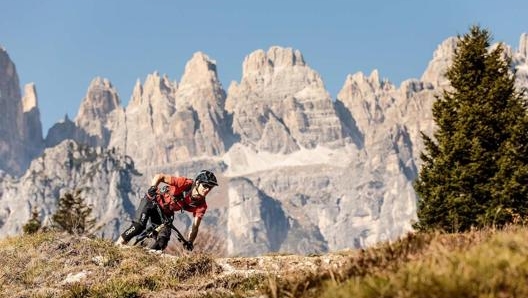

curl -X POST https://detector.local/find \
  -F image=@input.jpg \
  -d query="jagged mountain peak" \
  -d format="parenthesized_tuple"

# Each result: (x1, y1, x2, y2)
(420, 36, 458, 87)
(266, 46, 306, 67)
(175, 52, 225, 114)
(116, 52, 228, 167)
(71, 77, 122, 147)
(129, 79, 143, 107)
(235, 46, 325, 94)
(227, 46, 345, 152)
(241, 46, 307, 80)
(0, 47, 20, 100)
(142, 72, 177, 106)
(519, 33, 528, 57)
(345, 69, 385, 87)
(90, 76, 113, 88)
(339, 69, 396, 102)
(22, 83, 38, 112)
(0, 47, 43, 176)
(21, 82, 43, 152)
(179, 52, 220, 88)
(76, 77, 120, 123)
(143, 71, 175, 89)
(128, 72, 178, 110)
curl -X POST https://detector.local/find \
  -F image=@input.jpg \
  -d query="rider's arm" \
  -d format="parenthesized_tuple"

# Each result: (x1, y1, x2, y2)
(150, 173, 172, 187)
(188, 216, 202, 244)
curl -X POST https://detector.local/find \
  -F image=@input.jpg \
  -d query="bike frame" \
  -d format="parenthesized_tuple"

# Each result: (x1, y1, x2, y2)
(131, 199, 192, 249)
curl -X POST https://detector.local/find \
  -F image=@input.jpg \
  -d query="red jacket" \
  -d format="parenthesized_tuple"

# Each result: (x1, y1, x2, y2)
(155, 176, 208, 218)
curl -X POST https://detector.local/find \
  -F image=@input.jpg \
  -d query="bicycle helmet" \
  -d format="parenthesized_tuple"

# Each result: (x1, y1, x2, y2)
(195, 170, 218, 186)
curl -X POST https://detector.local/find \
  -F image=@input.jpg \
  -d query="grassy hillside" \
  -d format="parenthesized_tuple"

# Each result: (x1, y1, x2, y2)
(1, 226, 528, 297)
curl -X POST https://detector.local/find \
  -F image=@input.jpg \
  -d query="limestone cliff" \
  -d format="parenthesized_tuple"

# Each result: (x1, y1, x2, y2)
(0, 48, 43, 176)
(0, 140, 141, 238)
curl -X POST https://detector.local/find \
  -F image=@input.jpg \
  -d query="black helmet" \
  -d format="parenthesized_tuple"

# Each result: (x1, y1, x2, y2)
(195, 170, 218, 186)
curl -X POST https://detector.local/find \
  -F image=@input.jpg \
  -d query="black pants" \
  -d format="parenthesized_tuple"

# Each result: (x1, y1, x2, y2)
(120, 197, 172, 250)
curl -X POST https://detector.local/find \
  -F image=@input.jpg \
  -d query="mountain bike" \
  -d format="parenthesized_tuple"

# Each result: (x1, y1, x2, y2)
(130, 195, 194, 251)
(130, 219, 193, 251)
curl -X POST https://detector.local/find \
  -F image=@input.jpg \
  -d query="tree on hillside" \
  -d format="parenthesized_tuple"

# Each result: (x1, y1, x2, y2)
(23, 207, 42, 235)
(51, 189, 96, 234)
(414, 25, 528, 232)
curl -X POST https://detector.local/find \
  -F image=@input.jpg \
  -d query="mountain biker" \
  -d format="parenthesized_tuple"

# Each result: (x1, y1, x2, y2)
(115, 170, 218, 251)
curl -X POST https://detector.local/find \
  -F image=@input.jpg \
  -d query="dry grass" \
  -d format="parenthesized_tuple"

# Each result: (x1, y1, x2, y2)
(260, 226, 528, 298)
(0, 232, 255, 297)
(165, 228, 227, 258)
(1, 226, 528, 297)
(318, 227, 528, 298)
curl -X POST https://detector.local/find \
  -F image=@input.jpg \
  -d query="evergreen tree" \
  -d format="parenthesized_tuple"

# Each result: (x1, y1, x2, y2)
(415, 26, 528, 232)
(22, 207, 41, 235)
(51, 189, 96, 234)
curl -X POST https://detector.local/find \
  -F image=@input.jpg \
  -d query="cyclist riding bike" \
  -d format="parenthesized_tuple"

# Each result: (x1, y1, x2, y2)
(115, 170, 218, 251)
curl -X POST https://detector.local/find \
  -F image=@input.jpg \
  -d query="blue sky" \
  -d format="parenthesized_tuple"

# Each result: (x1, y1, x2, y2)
(1, 0, 527, 135)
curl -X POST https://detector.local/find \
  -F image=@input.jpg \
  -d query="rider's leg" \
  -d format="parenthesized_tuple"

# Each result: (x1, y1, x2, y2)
(118, 197, 155, 244)
(148, 224, 172, 250)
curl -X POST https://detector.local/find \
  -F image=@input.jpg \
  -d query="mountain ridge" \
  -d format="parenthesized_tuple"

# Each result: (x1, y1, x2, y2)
(0, 34, 527, 256)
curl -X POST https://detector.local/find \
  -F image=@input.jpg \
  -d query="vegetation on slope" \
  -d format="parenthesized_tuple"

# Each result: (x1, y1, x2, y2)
(415, 25, 528, 232)
(2, 226, 528, 297)
(0, 232, 234, 297)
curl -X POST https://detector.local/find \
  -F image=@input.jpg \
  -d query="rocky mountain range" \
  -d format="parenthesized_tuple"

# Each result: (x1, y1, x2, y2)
(0, 34, 527, 256)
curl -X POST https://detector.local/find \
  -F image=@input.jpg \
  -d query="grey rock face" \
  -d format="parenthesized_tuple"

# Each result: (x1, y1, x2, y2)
(21, 83, 44, 159)
(0, 48, 43, 176)
(112, 53, 231, 170)
(75, 77, 121, 147)
(225, 47, 348, 153)
(420, 37, 457, 88)
(45, 115, 78, 148)
(512, 34, 528, 91)
(163, 52, 231, 159)
(519, 33, 528, 58)
(0, 140, 141, 238)
(227, 177, 289, 256)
